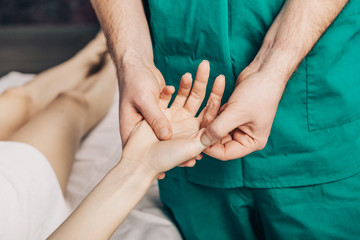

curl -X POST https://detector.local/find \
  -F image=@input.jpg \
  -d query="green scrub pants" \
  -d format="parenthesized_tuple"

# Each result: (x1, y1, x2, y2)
(159, 172, 360, 240)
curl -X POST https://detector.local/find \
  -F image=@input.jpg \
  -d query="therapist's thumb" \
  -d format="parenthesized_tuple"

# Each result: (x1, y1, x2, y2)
(139, 97, 172, 140)
(200, 109, 239, 146)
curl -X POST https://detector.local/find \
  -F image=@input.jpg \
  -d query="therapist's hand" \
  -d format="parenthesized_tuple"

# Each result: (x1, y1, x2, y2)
(200, 67, 286, 160)
(118, 59, 172, 146)
(199, 0, 348, 161)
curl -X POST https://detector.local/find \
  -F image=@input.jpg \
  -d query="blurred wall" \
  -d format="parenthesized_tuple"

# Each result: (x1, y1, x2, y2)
(0, 0, 100, 77)
(0, 0, 98, 25)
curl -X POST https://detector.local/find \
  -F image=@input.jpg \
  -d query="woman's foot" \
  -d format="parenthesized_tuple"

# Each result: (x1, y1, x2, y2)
(71, 31, 108, 72)
(74, 54, 117, 132)
(22, 32, 108, 114)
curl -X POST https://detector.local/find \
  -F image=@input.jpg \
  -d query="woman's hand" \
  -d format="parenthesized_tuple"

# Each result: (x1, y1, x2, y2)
(121, 60, 225, 178)
(49, 61, 225, 240)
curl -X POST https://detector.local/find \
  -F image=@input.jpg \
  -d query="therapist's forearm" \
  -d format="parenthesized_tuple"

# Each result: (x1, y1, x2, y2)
(240, 0, 348, 85)
(48, 160, 155, 240)
(90, 0, 153, 67)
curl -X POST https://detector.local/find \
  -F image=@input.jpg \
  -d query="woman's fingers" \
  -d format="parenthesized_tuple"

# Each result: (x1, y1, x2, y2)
(157, 173, 166, 179)
(219, 103, 227, 114)
(203, 139, 253, 161)
(183, 60, 210, 115)
(178, 159, 197, 167)
(198, 74, 225, 127)
(159, 86, 175, 108)
(170, 73, 193, 109)
(178, 153, 202, 167)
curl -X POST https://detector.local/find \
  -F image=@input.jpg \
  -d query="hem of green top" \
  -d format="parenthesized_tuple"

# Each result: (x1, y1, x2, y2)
(162, 164, 360, 189)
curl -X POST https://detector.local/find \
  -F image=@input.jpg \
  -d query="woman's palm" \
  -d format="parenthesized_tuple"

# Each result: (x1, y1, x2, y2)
(122, 61, 225, 177)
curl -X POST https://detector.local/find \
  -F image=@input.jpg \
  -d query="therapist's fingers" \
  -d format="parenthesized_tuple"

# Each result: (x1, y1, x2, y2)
(170, 73, 193, 109)
(159, 86, 175, 108)
(203, 140, 245, 161)
(157, 173, 166, 180)
(200, 104, 241, 147)
(203, 129, 258, 161)
(184, 60, 210, 115)
(136, 94, 173, 140)
(178, 159, 197, 167)
(119, 104, 143, 147)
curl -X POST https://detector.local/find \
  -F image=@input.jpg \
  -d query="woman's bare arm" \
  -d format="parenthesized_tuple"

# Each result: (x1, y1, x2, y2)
(47, 161, 154, 239)
(48, 61, 225, 240)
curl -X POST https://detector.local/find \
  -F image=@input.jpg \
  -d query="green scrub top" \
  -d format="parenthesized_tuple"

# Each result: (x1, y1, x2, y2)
(144, 0, 360, 188)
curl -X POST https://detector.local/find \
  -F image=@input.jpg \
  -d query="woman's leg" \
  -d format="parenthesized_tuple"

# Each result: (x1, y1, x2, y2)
(0, 32, 107, 140)
(9, 57, 116, 193)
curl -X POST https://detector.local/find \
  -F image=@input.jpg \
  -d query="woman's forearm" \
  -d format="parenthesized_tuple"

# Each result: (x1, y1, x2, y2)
(241, 0, 348, 84)
(48, 160, 155, 240)
(90, 0, 154, 66)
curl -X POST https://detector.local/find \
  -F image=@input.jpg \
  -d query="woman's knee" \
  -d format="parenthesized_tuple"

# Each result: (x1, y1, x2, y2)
(2, 86, 37, 117)
(55, 90, 90, 115)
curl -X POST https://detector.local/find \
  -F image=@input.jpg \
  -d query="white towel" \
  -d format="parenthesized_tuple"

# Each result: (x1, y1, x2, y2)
(0, 71, 182, 240)
(0, 141, 69, 240)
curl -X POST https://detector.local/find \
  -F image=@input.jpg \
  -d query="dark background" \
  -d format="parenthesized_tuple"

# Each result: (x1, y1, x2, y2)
(0, 0, 101, 77)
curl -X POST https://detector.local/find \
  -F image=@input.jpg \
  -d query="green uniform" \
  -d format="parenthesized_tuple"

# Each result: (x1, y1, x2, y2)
(160, 171, 360, 240)
(144, 0, 360, 238)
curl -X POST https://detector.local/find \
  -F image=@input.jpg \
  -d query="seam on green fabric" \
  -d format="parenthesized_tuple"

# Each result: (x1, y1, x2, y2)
(225, 0, 245, 187)
(305, 57, 311, 132)
(309, 115, 360, 133)
(226, 0, 237, 83)
(244, 164, 360, 188)
(183, 163, 360, 189)
(185, 174, 244, 189)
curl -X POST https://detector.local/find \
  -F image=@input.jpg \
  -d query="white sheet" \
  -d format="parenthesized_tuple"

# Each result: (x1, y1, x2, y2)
(0, 72, 182, 240)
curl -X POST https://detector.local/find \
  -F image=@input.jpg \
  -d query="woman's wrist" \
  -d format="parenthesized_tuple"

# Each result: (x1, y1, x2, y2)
(111, 157, 157, 187)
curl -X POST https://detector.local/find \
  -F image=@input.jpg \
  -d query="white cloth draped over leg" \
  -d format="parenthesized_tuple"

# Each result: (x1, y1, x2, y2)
(0, 141, 69, 240)
(0, 72, 182, 240)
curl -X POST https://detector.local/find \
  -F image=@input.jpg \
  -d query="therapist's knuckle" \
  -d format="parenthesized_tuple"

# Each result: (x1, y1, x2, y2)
(136, 95, 156, 112)
(135, 93, 149, 105)
(208, 123, 225, 140)
(256, 138, 268, 150)
(150, 115, 165, 129)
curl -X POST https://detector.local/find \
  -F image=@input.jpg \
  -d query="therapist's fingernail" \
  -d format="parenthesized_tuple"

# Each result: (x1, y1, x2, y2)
(159, 128, 169, 139)
(200, 133, 212, 146)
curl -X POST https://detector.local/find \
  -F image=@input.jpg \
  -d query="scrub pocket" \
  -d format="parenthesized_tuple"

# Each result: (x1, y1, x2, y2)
(306, 6, 360, 131)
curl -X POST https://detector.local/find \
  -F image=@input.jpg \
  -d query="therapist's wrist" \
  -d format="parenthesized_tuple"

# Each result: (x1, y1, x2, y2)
(258, 45, 297, 86)
(110, 46, 154, 74)
(239, 40, 297, 88)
